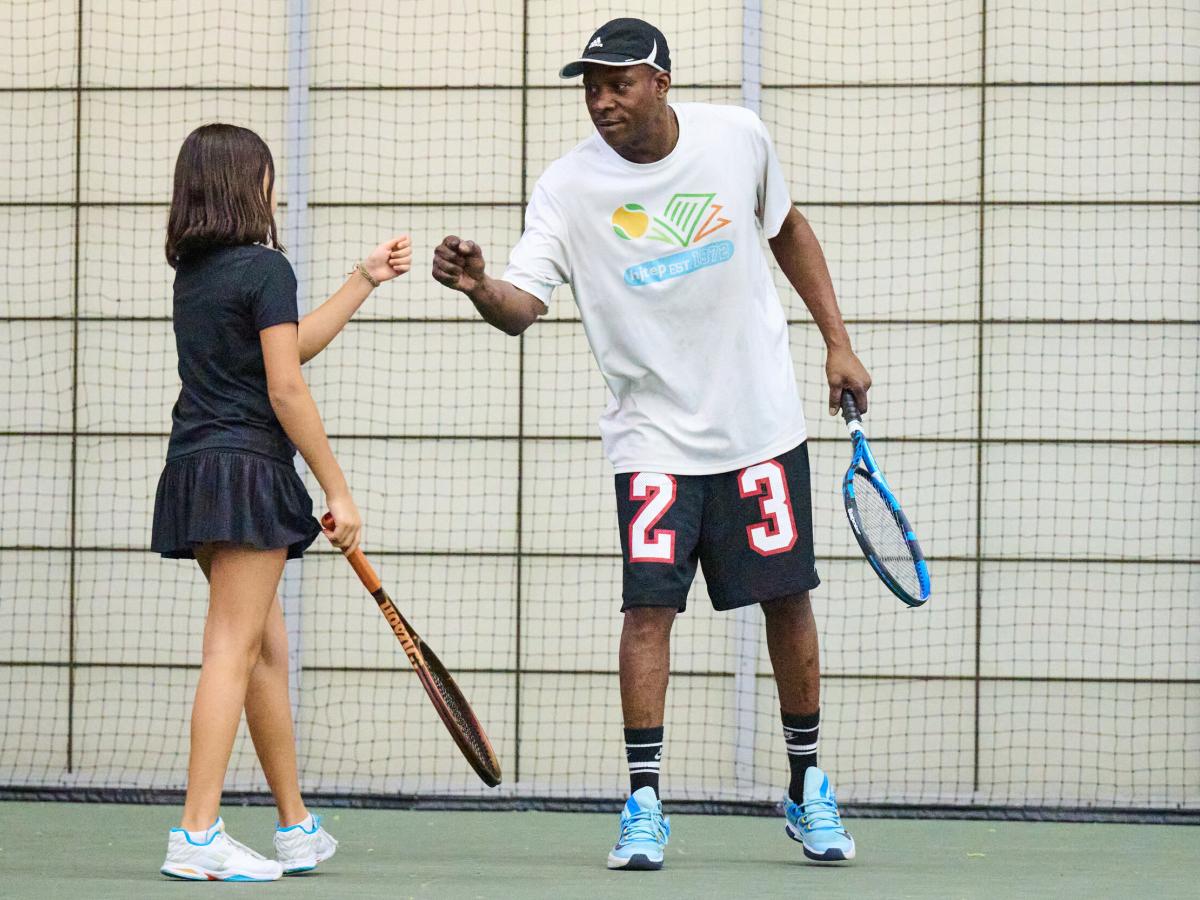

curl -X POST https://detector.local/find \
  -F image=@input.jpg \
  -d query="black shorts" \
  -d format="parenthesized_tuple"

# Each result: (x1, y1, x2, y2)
(614, 441, 820, 612)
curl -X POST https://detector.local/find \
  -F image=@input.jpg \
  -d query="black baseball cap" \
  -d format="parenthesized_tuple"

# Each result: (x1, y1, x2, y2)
(559, 18, 671, 79)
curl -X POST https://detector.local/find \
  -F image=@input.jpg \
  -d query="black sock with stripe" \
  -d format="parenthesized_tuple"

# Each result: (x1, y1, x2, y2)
(624, 726, 664, 798)
(782, 709, 819, 803)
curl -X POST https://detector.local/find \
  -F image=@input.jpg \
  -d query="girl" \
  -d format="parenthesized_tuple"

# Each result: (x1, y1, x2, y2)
(152, 123, 410, 882)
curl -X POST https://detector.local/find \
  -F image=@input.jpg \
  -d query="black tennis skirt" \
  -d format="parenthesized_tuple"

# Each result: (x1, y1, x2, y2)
(151, 448, 321, 560)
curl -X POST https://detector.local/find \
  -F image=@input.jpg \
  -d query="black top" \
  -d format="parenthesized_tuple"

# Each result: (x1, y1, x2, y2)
(167, 244, 299, 463)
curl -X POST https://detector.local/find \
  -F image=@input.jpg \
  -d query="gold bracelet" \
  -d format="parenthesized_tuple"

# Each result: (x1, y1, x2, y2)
(353, 261, 380, 288)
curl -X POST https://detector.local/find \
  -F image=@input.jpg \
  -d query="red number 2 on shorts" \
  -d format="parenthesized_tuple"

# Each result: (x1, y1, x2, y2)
(629, 472, 677, 563)
(738, 460, 798, 556)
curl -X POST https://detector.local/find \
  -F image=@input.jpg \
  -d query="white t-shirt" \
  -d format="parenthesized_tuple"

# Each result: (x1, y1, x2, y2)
(503, 102, 806, 476)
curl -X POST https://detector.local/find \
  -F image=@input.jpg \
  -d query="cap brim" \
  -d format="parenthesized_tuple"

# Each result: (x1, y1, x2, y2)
(559, 54, 665, 79)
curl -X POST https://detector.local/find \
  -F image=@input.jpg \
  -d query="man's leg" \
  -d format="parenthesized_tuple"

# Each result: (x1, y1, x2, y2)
(610, 468, 701, 871)
(763, 591, 855, 862)
(607, 605, 676, 871)
(762, 591, 819, 710)
(619, 606, 676, 797)
(762, 592, 820, 802)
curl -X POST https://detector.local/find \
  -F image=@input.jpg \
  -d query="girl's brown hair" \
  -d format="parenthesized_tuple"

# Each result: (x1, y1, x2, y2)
(165, 123, 282, 267)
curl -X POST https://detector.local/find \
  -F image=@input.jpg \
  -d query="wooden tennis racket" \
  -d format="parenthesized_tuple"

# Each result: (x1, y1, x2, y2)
(321, 513, 502, 787)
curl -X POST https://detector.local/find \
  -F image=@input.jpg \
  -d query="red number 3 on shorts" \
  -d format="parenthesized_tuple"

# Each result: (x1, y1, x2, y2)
(738, 460, 798, 556)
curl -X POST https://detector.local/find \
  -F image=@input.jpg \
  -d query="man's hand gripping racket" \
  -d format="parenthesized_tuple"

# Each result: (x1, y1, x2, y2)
(322, 513, 502, 786)
(839, 392, 931, 607)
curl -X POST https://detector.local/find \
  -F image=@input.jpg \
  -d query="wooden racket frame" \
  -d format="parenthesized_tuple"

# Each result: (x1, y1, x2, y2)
(322, 514, 502, 787)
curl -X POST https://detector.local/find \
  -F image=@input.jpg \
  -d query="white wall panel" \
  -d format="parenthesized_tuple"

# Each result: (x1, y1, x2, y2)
(309, 90, 522, 204)
(0, 667, 69, 778)
(307, 323, 520, 437)
(77, 322, 176, 434)
(83, 2, 287, 87)
(983, 325, 1199, 440)
(978, 681, 1200, 807)
(988, 2, 1200, 82)
(311, 0, 524, 87)
(72, 666, 261, 789)
(0, 93, 75, 202)
(520, 438, 619, 555)
(0, 550, 70, 663)
(314, 437, 519, 553)
(981, 443, 1198, 560)
(763, 88, 981, 203)
(523, 321, 608, 438)
(0, 208, 74, 317)
(0, 1, 76, 88)
(75, 436, 166, 548)
(981, 563, 1200, 681)
(986, 87, 1200, 201)
(762, 0, 982, 84)
(0, 437, 72, 547)
(985, 205, 1200, 321)
(1, 323, 73, 433)
(75, 552, 206, 665)
(786, 206, 980, 322)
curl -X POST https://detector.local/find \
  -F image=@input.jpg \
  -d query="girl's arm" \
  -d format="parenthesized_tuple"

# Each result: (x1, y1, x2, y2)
(298, 235, 411, 364)
(262, 322, 362, 554)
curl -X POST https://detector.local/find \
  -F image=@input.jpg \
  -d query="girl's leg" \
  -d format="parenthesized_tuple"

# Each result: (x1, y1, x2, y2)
(197, 548, 308, 826)
(181, 544, 284, 831)
(244, 596, 308, 826)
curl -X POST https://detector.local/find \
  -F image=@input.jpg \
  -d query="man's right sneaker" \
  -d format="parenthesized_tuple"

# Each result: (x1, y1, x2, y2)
(161, 817, 283, 882)
(274, 813, 338, 874)
(784, 767, 856, 863)
(606, 786, 670, 871)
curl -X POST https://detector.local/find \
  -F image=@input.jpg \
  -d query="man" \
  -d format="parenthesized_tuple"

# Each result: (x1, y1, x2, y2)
(433, 18, 870, 870)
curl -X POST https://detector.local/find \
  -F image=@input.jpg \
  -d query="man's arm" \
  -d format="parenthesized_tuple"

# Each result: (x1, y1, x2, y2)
(769, 206, 872, 415)
(432, 236, 547, 336)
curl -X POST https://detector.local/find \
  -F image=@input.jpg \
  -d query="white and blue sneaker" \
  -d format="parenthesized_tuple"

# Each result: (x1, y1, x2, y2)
(274, 813, 338, 874)
(607, 786, 670, 870)
(784, 767, 856, 863)
(161, 817, 283, 881)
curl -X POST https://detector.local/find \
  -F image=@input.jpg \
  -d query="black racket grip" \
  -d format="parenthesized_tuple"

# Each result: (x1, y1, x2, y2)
(840, 390, 862, 424)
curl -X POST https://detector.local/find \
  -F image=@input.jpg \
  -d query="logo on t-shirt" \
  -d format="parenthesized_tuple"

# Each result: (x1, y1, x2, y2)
(612, 192, 734, 286)
(611, 193, 730, 246)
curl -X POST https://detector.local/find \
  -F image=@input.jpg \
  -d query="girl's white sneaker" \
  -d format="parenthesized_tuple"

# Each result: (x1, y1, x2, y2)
(274, 813, 338, 874)
(161, 817, 283, 882)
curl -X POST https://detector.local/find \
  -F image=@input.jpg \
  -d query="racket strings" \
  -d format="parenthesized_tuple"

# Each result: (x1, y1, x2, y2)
(852, 471, 921, 598)
(428, 662, 494, 765)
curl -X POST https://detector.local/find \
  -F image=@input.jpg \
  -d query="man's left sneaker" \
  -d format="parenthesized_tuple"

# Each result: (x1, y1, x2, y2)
(784, 767, 856, 863)
(607, 786, 670, 870)
(274, 813, 338, 874)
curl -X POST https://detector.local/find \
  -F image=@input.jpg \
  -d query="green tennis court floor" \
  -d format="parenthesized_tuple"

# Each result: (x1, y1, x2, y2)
(2, 802, 1197, 899)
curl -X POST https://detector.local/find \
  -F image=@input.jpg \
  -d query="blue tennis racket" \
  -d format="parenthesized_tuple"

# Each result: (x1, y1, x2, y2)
(840, 391, 931, 607)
